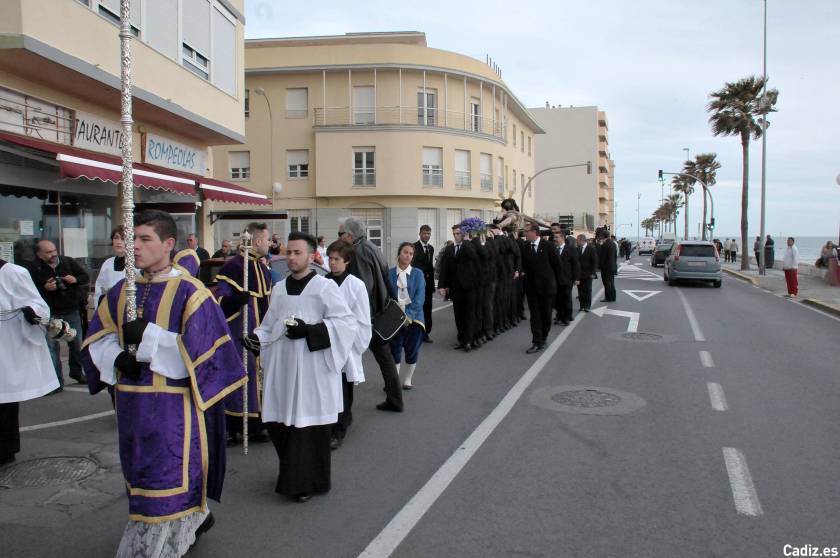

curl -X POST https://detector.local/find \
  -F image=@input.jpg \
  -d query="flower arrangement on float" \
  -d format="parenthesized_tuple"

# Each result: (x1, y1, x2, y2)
(459, 217, 487, 239)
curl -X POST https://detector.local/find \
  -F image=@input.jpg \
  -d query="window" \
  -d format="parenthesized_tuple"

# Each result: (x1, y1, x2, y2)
(145, 0, 178, 58)
(182, 0, 210, 78)
(229, 151, 249, 180)
(520, 131, 524, 152)
(288, 210, 310, 235)
(528, 135, 532, 156)
(422, 147, 443, 187)
(455, 150, 471, 189)
(480, 153, 492, 192)
(287, 150, 309, 178)
(211, 4, 237, 95)
(98, 0, 140, 37)
(351, 209, 384, 249)
(353, 86, 375, 125)
(513, 124, 517, 146)
(417, 90, 436, 126)
(470, 99, 481, 132)
(497, 157, 505, 194)
(353, 148, 375, 187)
(244, 89, 250, 117)
(286, 88, 308, 118)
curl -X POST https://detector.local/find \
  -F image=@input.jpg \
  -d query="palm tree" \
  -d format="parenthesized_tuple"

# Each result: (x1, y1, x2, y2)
(684, 153, 721, 240)
(708, 76, 779, 270)
(670, 177, 693, 239)
(641, 217, 655, 236)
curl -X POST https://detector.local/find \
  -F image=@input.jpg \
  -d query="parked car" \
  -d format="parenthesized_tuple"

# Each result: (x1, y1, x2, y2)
(664, 240, 722, 287)
(637, 236, 657, 255)
(650, 241, 674, 267)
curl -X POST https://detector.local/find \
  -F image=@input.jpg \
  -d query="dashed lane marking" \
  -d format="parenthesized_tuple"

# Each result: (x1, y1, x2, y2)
(20, 410, 115, 432)
(699, 350, 715, 368)
(675, 288, 706, 342)
(617, 264, 662, 282)
(722, 447, 764, 516)
(707, 382, 728, 411)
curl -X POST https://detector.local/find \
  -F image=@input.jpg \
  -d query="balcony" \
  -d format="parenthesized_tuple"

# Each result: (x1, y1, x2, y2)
(353, 171, 375, 187)
(422, 167, 443, 187)
(314, 106, 506, 141)
(455, 171, 471, 189)
(480, 173, 493, 192)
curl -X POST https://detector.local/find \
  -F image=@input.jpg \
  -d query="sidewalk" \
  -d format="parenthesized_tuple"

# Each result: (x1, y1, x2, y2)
(722, 261, 840, 316)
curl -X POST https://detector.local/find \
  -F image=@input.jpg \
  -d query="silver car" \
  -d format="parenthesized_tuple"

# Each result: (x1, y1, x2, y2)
(664, 240, 722, 288)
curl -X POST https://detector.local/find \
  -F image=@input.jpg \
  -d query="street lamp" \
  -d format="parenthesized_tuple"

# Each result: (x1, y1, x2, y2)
(758, 0, 769, 275)
(253, 87, 279, 233)
(636, 193, 641, 241)
(519, 161, 592, 211)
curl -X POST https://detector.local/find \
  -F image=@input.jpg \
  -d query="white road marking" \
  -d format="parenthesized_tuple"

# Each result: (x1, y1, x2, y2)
(590, 305, 640, 332)
(699, 350, 715, 368)
(722, 447, 764, 516)
(623, 289, 661, 302)
(62, 386, 90, 393)
(358, 288, 606, 558)
(20, 410, 115, 432)
(675, 288, 705, 341)
(432, 303, 453, 313)
(617, 264, 662, 282)
(707, 382, 728, 411)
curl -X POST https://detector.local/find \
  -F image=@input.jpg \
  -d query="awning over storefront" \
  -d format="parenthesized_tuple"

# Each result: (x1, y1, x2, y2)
(1, 131, 269, 205)
(0, 131, 195, 196)
(198, 177, 271, 205)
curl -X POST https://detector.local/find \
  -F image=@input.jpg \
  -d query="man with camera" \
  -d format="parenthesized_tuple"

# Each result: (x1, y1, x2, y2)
(28, 240, 89, 387)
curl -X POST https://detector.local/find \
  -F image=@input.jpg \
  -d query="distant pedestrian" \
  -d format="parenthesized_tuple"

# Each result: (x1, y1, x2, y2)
(764, 235, 775, 268)
(731, 238, 738, 264)
(599, 231, 618, 302)
(722, 239, 731, 263)
(553, 229, 580, 326)
(576, 234, 598, 312)
(212, 239, 235, 259)
(94, 226, 136, 306)
(713, 239, 722, 258)
(412, 225, 435, 342)
(316, 236, 330, 271)
(185, 233, 209, 261)
(754, 236, 761, 267)
(782, 237, 800, 297)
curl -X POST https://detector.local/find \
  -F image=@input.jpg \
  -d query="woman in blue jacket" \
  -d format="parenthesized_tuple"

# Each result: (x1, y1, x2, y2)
(388, 242, 426, 389)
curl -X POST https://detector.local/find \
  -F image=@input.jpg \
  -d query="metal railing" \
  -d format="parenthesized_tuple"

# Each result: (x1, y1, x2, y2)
(313, 106, 505, 140)
(352, 172, 375, 187)
(455, 171, 471, 189)
(480, 173, 493, 192)
(422, 169, 443, 187)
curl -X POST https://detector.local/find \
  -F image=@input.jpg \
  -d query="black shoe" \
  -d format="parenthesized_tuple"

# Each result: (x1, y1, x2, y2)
(453, 343, 465, 350)
(0, 454, 15, 466)
(294, 493, 312, 503)
(525, 344, 541, 354)
(249, 431, 270, 444)
(473, 339, 483, 348)
(553, 318, 561, 324)
(463, 343, 473, 353)
(47, 387, 63, 396)
(584, 308, 590, 312)
(330, 436, 342, 450)
(560, 321, 569, 326)
(190, 511, 215, 550)
(600, 299, 609, 302)
(402, 384, 413, 390)
(423, 337, 433, 343)
(376, 401, 403, 412)
(69, 372, 87, 385)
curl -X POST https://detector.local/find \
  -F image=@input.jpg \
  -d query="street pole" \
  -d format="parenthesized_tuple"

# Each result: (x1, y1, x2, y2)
(636, 193, 641, 241)
(659, 177, 665, 240)
(758, 0, 768, 275)
(254, 88, 275, 233)
(683, 147, 690, 240)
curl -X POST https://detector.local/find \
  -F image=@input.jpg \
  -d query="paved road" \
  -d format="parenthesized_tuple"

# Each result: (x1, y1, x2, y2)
(2, 260, 839, 557)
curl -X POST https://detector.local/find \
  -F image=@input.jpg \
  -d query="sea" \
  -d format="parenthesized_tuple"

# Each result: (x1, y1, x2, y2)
(633, 236, 836, 262)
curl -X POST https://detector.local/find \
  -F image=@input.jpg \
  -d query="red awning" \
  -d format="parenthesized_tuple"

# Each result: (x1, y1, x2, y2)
(198, 176, 271, 205)
(0, 131, 196, 196)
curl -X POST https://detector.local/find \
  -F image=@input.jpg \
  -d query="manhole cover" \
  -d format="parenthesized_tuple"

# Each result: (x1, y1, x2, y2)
(530, 385, 647, 416)
(622, 332, 663, 341)
(0, 457, 98, 489)
(551, 389, 621, 408)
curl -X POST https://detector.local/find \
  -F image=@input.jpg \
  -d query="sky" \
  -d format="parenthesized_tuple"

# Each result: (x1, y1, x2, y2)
(243, 0, 840, 239)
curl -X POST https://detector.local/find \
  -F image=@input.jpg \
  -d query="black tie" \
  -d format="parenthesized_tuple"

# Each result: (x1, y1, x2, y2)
(455, 245, 460, 256)
(532, 242, 537, 253)
(426, 245, 430, 258)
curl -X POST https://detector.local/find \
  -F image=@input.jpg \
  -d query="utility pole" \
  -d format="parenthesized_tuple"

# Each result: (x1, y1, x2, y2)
(758, 0, 769, 275)
(636, 193, 641, 241)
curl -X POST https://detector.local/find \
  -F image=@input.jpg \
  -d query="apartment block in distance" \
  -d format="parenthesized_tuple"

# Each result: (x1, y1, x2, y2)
(211, 31, 543, 256)
(0, 0, 266, 277)
(529, 105, 615, 233)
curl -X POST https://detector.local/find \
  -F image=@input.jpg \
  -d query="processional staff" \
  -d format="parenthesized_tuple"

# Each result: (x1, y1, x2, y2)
(119, 0, 137, 327)
(241, 231, 252, 455)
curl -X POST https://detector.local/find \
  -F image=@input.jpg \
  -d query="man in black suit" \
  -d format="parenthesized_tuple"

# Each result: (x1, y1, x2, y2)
(412, 225, 435, 342)
(553, 229, 580, 326)
(438, 225, 479, 352)
(598, 230, 618, 302)
(577, 234, 598, 312)
(520, 222, 560, 354)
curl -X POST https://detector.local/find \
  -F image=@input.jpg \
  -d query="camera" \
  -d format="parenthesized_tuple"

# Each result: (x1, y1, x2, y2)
(54, 276, 67, 291)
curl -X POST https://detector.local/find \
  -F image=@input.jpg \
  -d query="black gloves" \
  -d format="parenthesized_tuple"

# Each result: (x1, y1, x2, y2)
(285, 318, 308, 340)
(21, 306, 40, 325)
(122, 318, 149, 346)
(114, 351, 142, 381)
(220, 291, 250, 316)
(242, 334, 261, 355)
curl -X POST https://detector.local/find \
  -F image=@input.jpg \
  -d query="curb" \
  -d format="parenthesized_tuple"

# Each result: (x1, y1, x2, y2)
(722, 268, 759, 286)
(801, 298, 840, 318)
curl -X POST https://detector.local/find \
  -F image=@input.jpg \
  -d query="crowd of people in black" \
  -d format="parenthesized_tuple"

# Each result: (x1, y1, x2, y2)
(434, 209, 619, 355)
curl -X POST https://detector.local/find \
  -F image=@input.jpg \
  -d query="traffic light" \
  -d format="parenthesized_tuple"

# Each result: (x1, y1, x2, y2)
(658, 169, 663, 180)
(709, 217, 715, 230)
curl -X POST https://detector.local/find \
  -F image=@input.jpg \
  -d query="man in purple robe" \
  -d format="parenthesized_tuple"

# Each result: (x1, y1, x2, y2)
(214, 222, 272, 446)
(81, 210, 246, 557)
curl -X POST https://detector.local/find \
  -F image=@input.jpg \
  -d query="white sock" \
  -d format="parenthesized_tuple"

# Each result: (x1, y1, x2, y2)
(403, 363, 417, 387)
(395, 362, 401, 376)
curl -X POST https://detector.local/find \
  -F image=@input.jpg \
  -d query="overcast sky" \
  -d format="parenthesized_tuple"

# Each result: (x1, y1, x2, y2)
(244, 0, 839, 239)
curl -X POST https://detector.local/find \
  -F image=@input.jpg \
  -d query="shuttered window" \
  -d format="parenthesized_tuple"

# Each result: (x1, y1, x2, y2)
(480, 153, 492, 191)
(211, 4, 236, 95)
(422, 147, 442, 187)
(353, 86, 375, 125)
(455, 150, 471, 189)
(145, 0, 178, 60)
(286, 89, 308, 118)
(229, 151, 249, 180)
